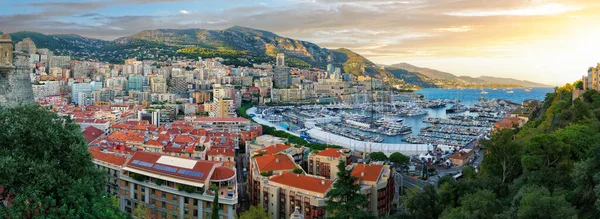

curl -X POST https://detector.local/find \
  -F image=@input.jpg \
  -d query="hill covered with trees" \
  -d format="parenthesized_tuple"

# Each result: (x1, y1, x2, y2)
(400, 82, 600, 218)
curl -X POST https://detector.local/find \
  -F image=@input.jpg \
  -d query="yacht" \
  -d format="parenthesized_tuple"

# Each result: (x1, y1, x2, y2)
(480, 89, 488, 95)
(506, 90, 514, 94)
(524, 88, 532, 92)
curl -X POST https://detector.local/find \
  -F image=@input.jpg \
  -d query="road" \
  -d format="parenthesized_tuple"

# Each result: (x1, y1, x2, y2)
(235, 150, 249, 214)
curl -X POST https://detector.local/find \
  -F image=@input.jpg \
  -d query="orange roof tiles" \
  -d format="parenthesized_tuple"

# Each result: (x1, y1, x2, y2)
(194, 117, 249, 122)
(254, 154, 296, 172)
(82, 126, 104, 144)
(270, 172, 333, 194)
(317, 148, 345, 158)
(210, 166, 236, 181)
(255, 144, 291, 155)
(207, 148, 235, 157)
(351, 164, 384, 182)
(89, 148, 127, 166)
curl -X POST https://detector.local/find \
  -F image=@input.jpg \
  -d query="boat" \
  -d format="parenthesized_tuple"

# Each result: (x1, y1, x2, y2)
(446, 103, 468, 113)
(480, 89, 488, 95)
(506, 90, 514, 94)
(492, 88, 498, 91)
(524, 88, 532, 92)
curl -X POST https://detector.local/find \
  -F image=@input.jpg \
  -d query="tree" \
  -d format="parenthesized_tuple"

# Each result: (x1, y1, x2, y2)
(292, 167, 304, 174)
(461, 166, 477, 180)
(389, 152, 410, 165)
(0, 105, 126, 218)
(212, 185, 220, 219)
(521, 134, 571, 170)
(325, 160, 373, 219)
(402, 185, 443, 219)
(480, 129, 524, 184)
(133, 203, 147, 219)
(238, 205, 269, 219)
(516, 186, 576, 219)
(369, 152, 387, 161)
(442, 189, 501, 219)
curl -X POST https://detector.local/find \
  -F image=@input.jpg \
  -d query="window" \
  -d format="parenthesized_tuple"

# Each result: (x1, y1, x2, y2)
(162, 193, 166, 198)
(172, 195, 177, 201)
(193, 199, 198, 206)
(151, 188, 155, 195)
(142, 195, 145, 202)
(185, 197, 189, 204)
(162, 201, 166, 208)
(193, 210, 198, 217)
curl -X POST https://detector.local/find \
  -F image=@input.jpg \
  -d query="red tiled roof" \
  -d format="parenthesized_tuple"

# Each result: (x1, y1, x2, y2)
(351, 164, 383, 182)
(317, 148, 345, 158)
(145, 139, 163, 146)
(126, 151, 217, 181)
(207, 148, 235, 157)
(89, 148, 127, 166)
(194, 117, 249, 122)
(255, 144, 291, 155)
(270, 172, 332, 194)
(210, 166, 235, 181)
(254, 154, 296, 172)
(82, 126, 104, 144)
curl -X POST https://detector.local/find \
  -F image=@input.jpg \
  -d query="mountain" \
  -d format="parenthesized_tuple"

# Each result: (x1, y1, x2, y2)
(5, 27, 547, 88)
(10, 31, 108, 60)
(388, 63, 457, 80)
(389, 63, 551, 87)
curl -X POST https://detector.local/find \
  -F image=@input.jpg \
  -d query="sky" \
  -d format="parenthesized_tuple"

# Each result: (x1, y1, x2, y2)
(1, 0, 600, 85)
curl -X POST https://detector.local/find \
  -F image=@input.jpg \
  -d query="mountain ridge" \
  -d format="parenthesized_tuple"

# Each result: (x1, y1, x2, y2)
(4, 26, 548, 87)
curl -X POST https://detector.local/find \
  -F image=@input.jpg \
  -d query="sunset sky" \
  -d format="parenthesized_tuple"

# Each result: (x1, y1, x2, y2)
(1, 0, 599, 85)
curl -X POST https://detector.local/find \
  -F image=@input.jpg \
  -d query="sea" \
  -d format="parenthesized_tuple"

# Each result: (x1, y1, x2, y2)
(376, 87, 553, 143)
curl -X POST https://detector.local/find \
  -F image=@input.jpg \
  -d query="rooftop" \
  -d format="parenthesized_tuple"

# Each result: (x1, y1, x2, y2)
(269, 172, 333, 195)
(89, 148, 128, 166)
(316, 148, 346, 158)
(125, 151, 217, 181)
(351, 164, 384, 182)
(82, 126, 104, 144)
(254, 154, 296, 172)
(254, 144, 291, 155)
(194, 117, 249, 123)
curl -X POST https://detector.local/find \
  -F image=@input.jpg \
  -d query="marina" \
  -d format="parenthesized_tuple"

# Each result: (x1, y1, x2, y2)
(250, 87, 553, 151)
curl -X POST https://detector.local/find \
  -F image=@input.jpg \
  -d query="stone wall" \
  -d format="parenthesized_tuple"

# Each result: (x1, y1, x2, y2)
(0, 51, 34, 107)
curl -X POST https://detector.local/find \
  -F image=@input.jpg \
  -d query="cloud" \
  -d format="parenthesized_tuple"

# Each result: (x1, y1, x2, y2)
(436, 26, 473, 33)
(180, 10, 190, 15)
(446, 3, 583, 17)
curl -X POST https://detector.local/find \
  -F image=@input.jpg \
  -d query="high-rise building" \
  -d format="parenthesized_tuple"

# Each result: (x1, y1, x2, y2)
(49, 56, 70, 68)
(274, 67, 291, 89)
(276, 53, 285, 67)
(350, 163, 395, 217)
(307, 148, 349, 180)
(71, 83, 92, 105)
(128, 75, 144, 92)
(210, 98, 236, 117)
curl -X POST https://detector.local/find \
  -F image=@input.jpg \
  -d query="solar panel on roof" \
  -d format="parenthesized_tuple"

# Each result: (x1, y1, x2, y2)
(132, 160, 153, 167)
(154, 164, 177, 173)
(178, 169, 204, 178)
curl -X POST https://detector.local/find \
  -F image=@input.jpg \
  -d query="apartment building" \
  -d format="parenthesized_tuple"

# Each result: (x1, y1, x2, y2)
(89, 148, 130, 196)
(119, 151, 238, 219)
(350, 163, 395, 217)
(307, 148, 350, 180)
(248, 154, 298, 205)
(262, 172, 332, 219)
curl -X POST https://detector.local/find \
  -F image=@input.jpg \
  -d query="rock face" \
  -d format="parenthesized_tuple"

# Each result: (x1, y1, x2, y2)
(0, 33, 34, 107)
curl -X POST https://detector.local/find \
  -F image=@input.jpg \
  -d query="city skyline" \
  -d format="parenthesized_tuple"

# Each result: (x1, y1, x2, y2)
(1, 0, 599, 85)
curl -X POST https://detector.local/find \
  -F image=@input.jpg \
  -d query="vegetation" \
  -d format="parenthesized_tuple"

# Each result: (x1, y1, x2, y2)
(325, 160, 373, 219)
(389, 152, 410, 165)
(369, 151, 388, 161)
(260, 171, 273, 177)
(292, 168, 304, 174)
(211, 186, 220, 219)
(177, 46, 247, 59)
(0, 105, 126, 218)
(398, 83, 600, 218)
(238, 205, 269, 219)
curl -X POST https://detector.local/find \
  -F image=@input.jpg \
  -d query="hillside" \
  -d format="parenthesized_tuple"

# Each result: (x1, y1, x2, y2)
(389, 63, 457, 80)
(389, 63, 551, 87)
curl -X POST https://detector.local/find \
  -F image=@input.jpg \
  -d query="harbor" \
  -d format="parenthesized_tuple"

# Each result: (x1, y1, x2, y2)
(248, 87, 552, 153)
